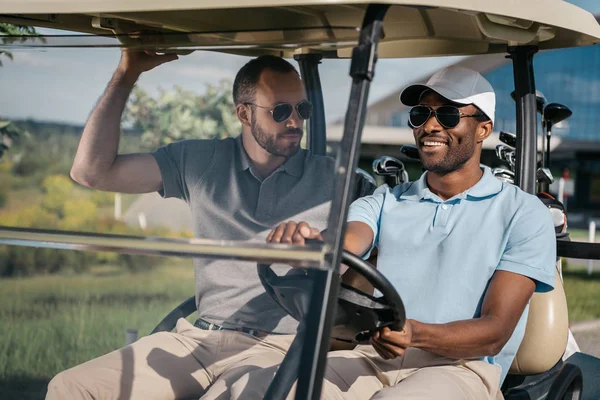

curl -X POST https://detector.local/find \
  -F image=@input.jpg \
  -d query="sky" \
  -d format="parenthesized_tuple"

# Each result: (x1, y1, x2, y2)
(1, 0, 599, 126)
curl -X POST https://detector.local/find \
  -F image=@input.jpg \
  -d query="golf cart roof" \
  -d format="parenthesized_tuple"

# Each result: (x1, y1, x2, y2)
(2, 0, 600, 58)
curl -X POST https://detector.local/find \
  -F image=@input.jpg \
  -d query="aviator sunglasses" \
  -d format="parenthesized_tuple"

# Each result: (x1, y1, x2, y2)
(245, 100, 312, 123)
(408, 105, 483, 129)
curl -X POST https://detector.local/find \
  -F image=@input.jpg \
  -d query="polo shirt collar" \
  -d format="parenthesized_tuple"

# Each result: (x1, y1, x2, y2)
(235, 134, 304, 178)
(279, 148, 304, 178)
(235, 135, 252, 172)
(398, 174, 427, 202)
(399, 166, 503, 202)
(465, 166, 504, 199)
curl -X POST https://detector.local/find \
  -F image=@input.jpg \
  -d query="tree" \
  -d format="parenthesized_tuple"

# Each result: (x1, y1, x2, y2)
(124, 81, 240, 149)
(0, 120, 19, 159)
(0, 23, 41, 160)
(0, 23, 40, 66)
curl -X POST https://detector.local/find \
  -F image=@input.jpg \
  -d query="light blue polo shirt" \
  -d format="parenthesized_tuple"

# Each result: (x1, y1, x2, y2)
(347, 166, 556, 384)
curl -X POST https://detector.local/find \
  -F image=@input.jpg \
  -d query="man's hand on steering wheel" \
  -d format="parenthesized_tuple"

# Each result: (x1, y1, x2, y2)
(267, 221, 323, 245)
(371, 322, 414, 359)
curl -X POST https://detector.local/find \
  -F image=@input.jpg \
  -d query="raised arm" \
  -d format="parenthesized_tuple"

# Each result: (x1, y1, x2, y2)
(70, 50, 178, 193)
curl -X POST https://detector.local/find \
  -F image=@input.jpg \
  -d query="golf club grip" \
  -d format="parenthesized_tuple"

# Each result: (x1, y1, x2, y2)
(400, 145, 420, 160)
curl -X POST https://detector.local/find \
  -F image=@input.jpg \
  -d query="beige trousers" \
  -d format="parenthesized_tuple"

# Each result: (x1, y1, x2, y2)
(46, 318, 293, 400)
(47, 318, 502, 400)
(319, 345, 503, 400)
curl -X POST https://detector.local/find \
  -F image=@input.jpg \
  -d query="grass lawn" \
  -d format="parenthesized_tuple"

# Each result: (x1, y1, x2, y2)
(0, 258, 599, 399)
(0, 260, 194, 400)
(563, 264, 600, 323)
(568, 228, 599, 242)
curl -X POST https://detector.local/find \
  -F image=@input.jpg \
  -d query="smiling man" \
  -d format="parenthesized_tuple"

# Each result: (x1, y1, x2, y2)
(268, 66, 557, 399)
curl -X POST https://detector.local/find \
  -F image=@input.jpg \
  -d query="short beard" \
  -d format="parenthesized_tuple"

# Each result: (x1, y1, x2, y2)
(250, 110, 302, 158)
(420, 133, 476, 175)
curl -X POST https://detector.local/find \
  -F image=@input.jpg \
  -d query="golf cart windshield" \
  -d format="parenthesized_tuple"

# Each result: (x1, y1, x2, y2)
(2, 1, 600, 399)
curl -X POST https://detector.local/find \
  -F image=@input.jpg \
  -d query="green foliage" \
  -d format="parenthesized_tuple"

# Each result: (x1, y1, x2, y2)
(0, 23, 41, 66)
(2, 206, 60, 229)
(0, 171, 180, 277)
(41, 175, 74, 215)
(0, 24, 42, 162)
(91, 190, 115, 207)
(9, 129, 73, 180)
(62, 199, 98, 230)
(0, 198, 170, 276)
(0, 247, 94, 277)
(0, 116, 197, 278)
(124, 81, 240, 150)
(5, 120, 144, 184)
(0, 119, 20, 160)
(0, 178, 8, 208)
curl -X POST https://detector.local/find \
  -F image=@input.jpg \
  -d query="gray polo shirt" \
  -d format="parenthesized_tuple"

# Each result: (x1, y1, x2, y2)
(152, 135, 336, 334)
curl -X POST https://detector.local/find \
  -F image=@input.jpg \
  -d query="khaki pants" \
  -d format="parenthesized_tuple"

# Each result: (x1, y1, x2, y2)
(47, 318, 294, 400)
(319, 345, 503, 400)
(47, 318, 502, 400)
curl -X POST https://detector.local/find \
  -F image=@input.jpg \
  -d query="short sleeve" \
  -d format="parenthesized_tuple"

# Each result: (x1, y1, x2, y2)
(347, 186, 387, 258)
(496, 196, 556, 293)
(151, 139, 215, 202)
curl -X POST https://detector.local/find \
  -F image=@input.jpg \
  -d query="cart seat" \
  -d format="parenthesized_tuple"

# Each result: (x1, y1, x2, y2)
(509, 267, 569, 375)
(501, 266, 584, 400)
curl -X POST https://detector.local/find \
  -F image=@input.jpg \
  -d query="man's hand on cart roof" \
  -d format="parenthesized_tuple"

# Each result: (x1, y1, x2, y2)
(115, 49, 179, 84)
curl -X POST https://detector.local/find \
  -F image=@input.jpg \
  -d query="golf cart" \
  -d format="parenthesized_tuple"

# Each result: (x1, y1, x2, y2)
(2, 1, 600, 399)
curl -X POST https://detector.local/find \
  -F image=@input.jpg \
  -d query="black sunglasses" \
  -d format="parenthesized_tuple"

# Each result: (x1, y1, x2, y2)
(408, 105, 483, 129)
(245, 100, 312, 123)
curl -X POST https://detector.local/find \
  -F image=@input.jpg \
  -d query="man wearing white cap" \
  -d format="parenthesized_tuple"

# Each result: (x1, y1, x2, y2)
(268, 66, 556, 399)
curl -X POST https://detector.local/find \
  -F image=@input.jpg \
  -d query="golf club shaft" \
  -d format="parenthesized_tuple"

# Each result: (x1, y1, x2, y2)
(546, 127, 552, 169)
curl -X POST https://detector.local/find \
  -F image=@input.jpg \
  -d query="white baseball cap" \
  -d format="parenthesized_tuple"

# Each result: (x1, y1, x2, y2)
(399, 66, 495, 125)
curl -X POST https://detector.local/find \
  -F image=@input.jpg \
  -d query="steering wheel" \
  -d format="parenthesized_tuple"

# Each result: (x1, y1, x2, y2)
(257, 250, 406, 343)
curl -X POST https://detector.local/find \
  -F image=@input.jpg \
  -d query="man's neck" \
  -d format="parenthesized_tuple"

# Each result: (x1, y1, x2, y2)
(425, 160, 484, 201)
(241, 132, 287, 179)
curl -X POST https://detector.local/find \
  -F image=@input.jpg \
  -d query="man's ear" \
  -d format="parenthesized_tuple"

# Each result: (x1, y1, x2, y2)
(476, 120, 493, 143)
(237, 104, 251, 127)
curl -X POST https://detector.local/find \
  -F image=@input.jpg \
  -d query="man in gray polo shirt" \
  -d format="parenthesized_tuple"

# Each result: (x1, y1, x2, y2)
(47, 51, 369, 399)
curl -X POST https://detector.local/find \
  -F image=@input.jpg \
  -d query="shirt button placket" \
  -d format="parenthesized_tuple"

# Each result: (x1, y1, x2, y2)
(434, 203, 451, 229)
(256, 176, 275, 220)
(255, 183, 267, 218)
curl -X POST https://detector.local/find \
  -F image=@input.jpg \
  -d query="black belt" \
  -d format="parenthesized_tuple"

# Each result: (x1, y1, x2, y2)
(194, 318, 272, 338)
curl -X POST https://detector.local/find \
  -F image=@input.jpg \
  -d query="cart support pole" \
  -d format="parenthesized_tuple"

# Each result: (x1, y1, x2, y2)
(295, 53, 326, 156)
(295, 5, 389, 400)
(508, 46, 538, 194)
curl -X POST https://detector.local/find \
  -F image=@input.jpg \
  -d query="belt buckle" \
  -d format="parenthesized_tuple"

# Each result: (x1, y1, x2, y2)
(195, 318, 223, 331)
(240, 327, 269, 338)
